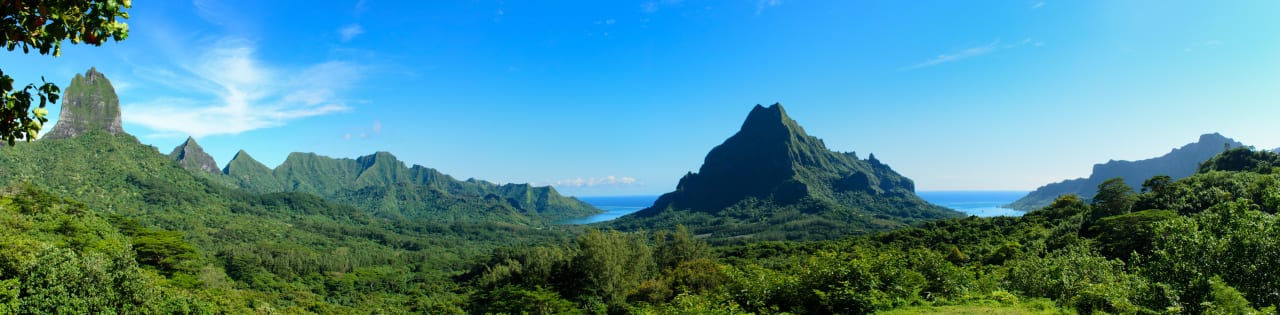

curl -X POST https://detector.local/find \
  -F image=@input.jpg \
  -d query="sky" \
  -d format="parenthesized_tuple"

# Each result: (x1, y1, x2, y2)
(5, 1, 1280, 196)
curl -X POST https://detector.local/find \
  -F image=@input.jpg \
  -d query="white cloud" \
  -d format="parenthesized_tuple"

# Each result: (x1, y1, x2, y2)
(903, 39, 1035, 70)
(642, 0, 683, 13)
(1032, 1, 1045, 9)
(371, 120, 382, 133)
(123, 38, 360, 138)
(755, 0, 781, 15)
(552, 176, 639, 187)
(339, 24, 365, 42)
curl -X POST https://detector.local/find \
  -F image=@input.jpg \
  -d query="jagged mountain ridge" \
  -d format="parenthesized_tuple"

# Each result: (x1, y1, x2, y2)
(1007, 133, 1245, 211)
(169, 136, 220, 173)
(38, 67, 597, 224)
(613, 103, 961, 241)
(221, 150, 600, 222)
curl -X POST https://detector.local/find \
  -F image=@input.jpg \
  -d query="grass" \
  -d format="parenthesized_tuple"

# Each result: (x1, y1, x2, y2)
(877, 297, 1072, 315)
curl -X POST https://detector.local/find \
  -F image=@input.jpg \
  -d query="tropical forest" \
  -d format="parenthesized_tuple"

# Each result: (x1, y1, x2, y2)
(2, 1, 1278, 314)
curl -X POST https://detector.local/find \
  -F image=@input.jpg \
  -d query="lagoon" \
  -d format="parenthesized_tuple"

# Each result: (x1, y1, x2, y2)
(564, 191, 1027, 224)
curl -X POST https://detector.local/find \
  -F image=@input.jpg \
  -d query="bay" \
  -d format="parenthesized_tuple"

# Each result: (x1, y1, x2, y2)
(563, 191, 1027, 224)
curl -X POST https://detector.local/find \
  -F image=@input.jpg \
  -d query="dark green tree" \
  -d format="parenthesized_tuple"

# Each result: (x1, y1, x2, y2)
(1084, 178, 1137, 236)
(1, 0, 130, 144)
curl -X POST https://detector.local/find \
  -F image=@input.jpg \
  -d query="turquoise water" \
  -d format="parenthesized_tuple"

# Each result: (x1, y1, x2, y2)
(562, 191, 1027, 224)
(916, 191, 1027, 217)
(559, 195, 657, 225)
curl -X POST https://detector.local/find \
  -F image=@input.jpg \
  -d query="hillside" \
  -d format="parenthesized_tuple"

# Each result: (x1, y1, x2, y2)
(1006, 133, 1244, 210)
(467, 147, 1280, 314)
(0, 68, 581, 312)
(611, 104, 961, 241)
(211, 150, 600, 223)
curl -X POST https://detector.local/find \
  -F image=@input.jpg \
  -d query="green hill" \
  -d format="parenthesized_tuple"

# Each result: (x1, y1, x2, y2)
(215, 150, 600, 223)
(1007, 133, 1244, 210)
(0, 68, 581, 312)
(611, 104, 961, 241)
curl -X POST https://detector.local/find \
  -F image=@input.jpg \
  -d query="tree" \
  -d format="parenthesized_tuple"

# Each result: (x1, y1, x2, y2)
(1, 0, 131, 144)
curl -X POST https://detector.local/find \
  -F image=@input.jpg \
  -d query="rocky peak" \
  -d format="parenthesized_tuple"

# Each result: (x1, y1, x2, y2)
(43, 67, 124, 139)
(169, 136, 220, 173)
(644, 103, 931, 213)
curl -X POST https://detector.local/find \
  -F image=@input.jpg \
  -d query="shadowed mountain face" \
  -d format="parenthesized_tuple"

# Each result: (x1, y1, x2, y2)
(614, 104, 960, 241)
(43, 68, 124, 140)
(1007, 133, 1245, 211)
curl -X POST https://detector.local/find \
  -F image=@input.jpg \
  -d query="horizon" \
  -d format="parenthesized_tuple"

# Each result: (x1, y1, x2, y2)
(7, 1, 1279, 196)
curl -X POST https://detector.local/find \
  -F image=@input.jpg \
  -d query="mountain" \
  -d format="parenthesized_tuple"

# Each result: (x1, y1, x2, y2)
(42, 67, 124, 139)
(0, 69, 580, 311)
(218, 150, 600, 223)
(222, 149, 284, 192)
(168, 136, 220, 173)
(1006, 133, 1244, 210)
(611, 103, 961, 241)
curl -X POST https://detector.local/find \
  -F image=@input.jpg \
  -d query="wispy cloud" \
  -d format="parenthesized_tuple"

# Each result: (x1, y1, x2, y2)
(1032, 1, 1045, 9)
(124, 38, 361, 138)
(756, 0, 782, 15)
(552, 176, 638, 187)
(903, 38, 1035, 70)
(339, 24, 365, 42)
(343, 120, 383, 141)
(1184, 39, 1224, 52)
(641, 0, 683, 13)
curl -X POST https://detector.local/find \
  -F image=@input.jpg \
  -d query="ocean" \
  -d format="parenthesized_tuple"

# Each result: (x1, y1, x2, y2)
(563, 191, 1027, 224)
(915, 191, 1027, 217)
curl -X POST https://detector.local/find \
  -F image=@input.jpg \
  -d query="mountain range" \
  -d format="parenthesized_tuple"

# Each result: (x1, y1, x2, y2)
(1006, 133, 1244, 210)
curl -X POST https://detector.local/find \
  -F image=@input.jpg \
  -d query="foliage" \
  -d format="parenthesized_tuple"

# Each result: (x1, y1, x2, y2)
(1203, 276, 1258, 315)
(1144, 199, 1280, 312)
(3, 101, 1280, 314)
(0, 132, 578, 312)
(1198, 146, 1280, 174)
(1, 0, 130, 144)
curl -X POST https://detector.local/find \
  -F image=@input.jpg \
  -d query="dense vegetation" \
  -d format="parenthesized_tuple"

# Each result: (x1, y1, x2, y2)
(467, 147, 1280, 314)
(0, 132, 581, 313)
(612, 104, 961, 242)
(2, 132, 1279, 314)
(1007, 133, 1244, 210)
(4, 71, 1280, 313)
(215, 149, 599, 224)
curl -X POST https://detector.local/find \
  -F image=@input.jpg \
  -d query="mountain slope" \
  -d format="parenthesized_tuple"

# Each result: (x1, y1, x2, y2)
(228, 150, 601, 223)
(168, 136, 219, 173)
(1007, 133, 1244, 210)
(612, 104, 960, 241)
(0, 67, 580, 311)
(222, 149, 284, 192)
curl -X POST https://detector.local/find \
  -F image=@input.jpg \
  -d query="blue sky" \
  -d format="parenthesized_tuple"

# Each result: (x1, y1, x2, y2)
(5, 1, 1280, 196)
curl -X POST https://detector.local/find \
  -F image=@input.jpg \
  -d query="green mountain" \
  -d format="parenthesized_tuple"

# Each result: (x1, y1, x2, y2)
(0, 68, 577, 311)
(42, 68, 124, 139)
(611, 104, 961, 241)
(222, 149, 284, 192)
(168, 136, 220, 173)
(1007, 133, 1244, 210)
(220, 150, 600, 223)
